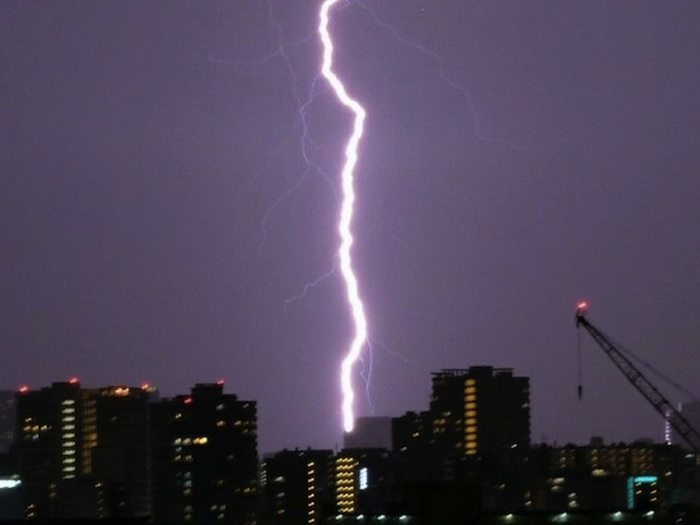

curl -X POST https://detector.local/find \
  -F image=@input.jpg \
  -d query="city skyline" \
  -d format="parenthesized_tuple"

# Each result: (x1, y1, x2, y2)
(3, 370, 694, 521)
(4, 358, 695, 456)
(2, 0, 700, 454)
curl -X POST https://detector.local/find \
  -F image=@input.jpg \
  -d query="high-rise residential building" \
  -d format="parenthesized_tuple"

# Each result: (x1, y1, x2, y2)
(90, 384, 155, 518)
(392, 411, 443, 482)
(0, 392, 16, 453)
(333, 448, 402, 517)
(430, 367, 530, 464)
(16, 380, 87, 519)
(392, 366, 531, 509)
(261, 448, 333, 525)
(151, 383, 258, 525)
(15, 380, 154, 519)
(344, 417, 393, 450)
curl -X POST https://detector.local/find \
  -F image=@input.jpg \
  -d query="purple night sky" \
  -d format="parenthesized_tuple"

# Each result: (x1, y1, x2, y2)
(2, 1, 699, 453)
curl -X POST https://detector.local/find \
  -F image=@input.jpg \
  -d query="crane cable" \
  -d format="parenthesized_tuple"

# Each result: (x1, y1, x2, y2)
(577, 327, 583, 400)
(609, 334, 699, 403)
(577, 320, 698, 403)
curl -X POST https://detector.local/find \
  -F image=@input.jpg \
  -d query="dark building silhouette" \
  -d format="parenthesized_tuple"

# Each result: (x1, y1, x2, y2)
(91, 385, 155, 518)
(15, 381, 154, 519)
(151, 382, 257, 525)
(333, 448, 403, 516)
(13, 369, 699, 521)
(393, 367, 530, 474)
(344, 417, 393, 450)
(261, 448, 333, 524)
(392, 367, 531, 511)
(429, 367, 530, 465)
(392, 411, 442, 482)
(527, 440, 695, 511)
(16, 380, 89, 519)
(0, 391, 16, 453)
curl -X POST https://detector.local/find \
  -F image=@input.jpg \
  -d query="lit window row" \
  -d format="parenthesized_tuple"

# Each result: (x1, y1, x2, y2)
(173, 437, 209, 446)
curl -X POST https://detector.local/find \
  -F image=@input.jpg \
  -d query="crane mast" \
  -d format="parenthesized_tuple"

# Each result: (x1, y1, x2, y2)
(575, 303, 700, 454)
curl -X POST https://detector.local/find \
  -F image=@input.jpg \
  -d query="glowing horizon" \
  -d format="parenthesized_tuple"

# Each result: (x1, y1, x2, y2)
(318, 0, 369, 433)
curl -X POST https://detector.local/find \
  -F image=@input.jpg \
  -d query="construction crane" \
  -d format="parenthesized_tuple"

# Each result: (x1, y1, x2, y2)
(575, 302, 700, 454)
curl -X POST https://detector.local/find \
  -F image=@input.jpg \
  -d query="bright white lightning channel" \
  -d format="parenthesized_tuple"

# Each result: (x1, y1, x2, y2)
(318, 0, 368, 434)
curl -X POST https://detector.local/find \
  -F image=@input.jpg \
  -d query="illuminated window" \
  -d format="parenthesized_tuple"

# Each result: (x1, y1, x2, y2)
(359, 468, 368, 491)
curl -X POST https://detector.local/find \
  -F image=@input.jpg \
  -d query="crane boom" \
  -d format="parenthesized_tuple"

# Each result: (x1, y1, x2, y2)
(575, 303, 700, 454)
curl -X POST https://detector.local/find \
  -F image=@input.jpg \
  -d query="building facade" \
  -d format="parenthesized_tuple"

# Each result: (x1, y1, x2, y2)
(527, 440, 695, 511)
(261, 448, 333, 524)
(151, 383, 258, 525)
(333, 448, 403, 517)
(0, 391, 16, 453)
(344, 417, 393, 450)
(391, 367, 531, 511)
(429, 367, 530, 465)
(15, 381, 153, 519)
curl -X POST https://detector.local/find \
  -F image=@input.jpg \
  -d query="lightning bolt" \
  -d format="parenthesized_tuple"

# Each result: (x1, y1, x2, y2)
(283, 258, 337, 313)
(254, 0, 328, 261)
(319, 0, 368, 433)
